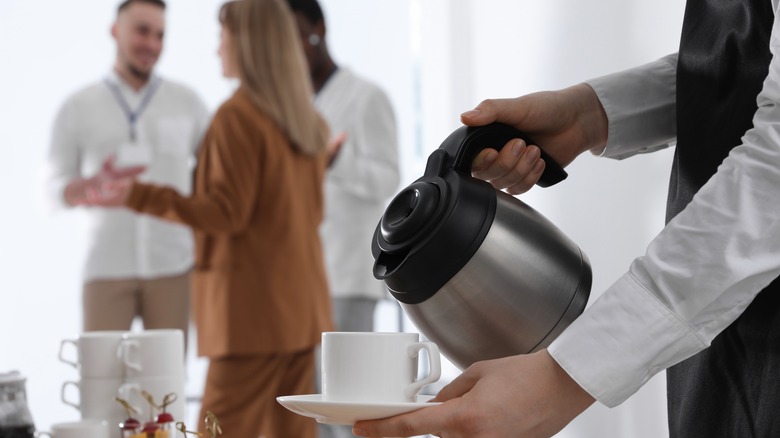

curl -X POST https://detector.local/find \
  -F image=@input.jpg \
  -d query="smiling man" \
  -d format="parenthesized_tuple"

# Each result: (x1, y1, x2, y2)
(113, 0, 164, 87)
(45, 0, 209, 348)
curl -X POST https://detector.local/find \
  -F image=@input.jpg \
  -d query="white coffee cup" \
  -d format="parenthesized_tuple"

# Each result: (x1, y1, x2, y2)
(321, 332, 441, 403)
(117, 329, 185, 378)
(61, 378, 138, 428)
(36, 419, 110, 438)
(58, 331, 127, 378)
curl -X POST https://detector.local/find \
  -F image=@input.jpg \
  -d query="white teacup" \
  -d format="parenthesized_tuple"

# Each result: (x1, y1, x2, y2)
(61, 378, 138, 428)
(58, 331, 127, 378)
(117, 329, 185, 377)
(36, 419, 110, 438)
(321, 332, 441, 403)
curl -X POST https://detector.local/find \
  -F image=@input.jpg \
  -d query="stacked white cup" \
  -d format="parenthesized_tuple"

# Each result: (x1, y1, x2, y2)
(119, 329, 186, 425)
(58, 329, 186, 430)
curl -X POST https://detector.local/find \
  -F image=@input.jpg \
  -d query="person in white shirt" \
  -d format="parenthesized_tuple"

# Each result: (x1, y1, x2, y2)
(287, 1, 400, 437)
(353, 0, 780, 437)
(45, 0, 209, 348)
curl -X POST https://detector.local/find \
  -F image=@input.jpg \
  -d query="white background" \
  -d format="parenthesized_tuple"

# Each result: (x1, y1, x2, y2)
(0, 0, 683, 436)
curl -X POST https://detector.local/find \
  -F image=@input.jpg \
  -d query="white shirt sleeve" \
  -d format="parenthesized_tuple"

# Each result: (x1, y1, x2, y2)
(327, 85, 400, 201)
(43, 97, 81, 211)
(587, 53, 678, 158)
(548, 10, 780, 407)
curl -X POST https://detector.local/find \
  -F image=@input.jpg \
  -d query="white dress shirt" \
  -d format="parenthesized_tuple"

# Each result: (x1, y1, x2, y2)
(549, 0, 780, 407)
(315, 68, 400, 299)
(45, 71, 209, 282)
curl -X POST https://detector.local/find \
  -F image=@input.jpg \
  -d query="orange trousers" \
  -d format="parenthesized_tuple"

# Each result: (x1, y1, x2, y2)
(198, 349, 316, 438)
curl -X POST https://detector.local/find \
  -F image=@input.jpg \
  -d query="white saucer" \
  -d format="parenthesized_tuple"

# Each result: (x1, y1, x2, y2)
(276, 394, 440, 425)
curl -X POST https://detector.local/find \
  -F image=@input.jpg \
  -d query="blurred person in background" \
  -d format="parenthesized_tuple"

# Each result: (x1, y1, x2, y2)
(44, 0, 209, 348)
(289, 0, 399, 335)
(287, 2, 400, 435)
(354, 0, 780, 437)
(77, 0, 333, 436)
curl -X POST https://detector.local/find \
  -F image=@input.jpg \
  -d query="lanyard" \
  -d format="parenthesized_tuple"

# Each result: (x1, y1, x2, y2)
(104, 76, 162, 142)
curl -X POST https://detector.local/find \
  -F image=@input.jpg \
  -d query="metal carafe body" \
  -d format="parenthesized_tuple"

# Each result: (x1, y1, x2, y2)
(371, 123, 591, 370)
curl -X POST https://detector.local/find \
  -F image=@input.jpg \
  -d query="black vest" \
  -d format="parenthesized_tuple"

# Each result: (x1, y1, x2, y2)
(666, 1, 780, 437)
(668, 0, 773, 219)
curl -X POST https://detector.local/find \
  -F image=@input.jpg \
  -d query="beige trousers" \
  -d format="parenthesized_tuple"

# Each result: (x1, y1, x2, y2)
(82, 272, 191, 349)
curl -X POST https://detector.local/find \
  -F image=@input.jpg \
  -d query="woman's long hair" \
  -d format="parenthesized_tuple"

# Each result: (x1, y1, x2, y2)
(220, 0, 327, 155)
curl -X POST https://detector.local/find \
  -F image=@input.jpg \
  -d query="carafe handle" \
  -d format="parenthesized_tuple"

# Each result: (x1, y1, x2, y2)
(441, 122, 568, 187)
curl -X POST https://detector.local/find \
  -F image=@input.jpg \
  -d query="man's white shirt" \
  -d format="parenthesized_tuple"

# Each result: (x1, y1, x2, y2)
(45, 71, 209, 282)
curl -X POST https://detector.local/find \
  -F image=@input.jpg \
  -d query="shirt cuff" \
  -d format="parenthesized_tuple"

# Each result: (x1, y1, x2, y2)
(547, 270, 707, 407)
(586, 55, 678, 159)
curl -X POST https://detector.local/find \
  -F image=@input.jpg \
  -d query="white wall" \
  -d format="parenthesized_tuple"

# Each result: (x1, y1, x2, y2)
(0, 0, 683, 436)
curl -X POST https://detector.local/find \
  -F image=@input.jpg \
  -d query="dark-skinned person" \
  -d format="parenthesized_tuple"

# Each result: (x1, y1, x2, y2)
(286, 1, 400, 436)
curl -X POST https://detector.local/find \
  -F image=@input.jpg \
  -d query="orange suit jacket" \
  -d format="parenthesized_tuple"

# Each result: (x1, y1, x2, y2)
(126, 88, 333, 358)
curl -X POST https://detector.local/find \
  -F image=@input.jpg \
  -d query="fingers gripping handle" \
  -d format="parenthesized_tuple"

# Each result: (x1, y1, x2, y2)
(443, 122, 568, 187)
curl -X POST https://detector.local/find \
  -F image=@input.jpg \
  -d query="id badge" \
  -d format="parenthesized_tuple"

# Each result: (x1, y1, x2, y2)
(116, 142, 153, 167)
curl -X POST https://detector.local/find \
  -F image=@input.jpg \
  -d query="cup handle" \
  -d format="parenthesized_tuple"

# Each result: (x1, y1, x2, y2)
(118, 382, 140, 399)
(117, 339, 142, 372)
(405, 341, 441, 399)
(58, 339, 78, 369)
(61, 380, 80, 410)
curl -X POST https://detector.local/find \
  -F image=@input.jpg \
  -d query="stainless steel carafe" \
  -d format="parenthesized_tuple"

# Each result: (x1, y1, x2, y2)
(371, 123, 591, 370)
